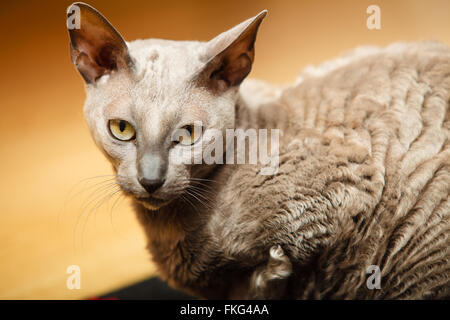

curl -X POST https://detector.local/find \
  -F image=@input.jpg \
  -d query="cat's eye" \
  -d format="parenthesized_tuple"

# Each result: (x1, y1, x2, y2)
(173, 124, 202, 146)
(109, 119, 136, 141)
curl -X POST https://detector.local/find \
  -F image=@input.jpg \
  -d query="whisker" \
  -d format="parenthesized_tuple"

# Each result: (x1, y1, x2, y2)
(187, 184, 216, 196)
(185, 188, 214, 211)
(109, 192, 125, 232)
(186, 187, 211, 203)
(59, 175, 118, 227)
(78, 186, 122, 249)
(73, 183, 120, 249)
(65, 175, 117, 201)
(188, 177, 219, 183)
(78, 182, 119, 214)
(180, 194, 197, 212)
(187, 180, 217, 193)
(67, 177, 117, 206)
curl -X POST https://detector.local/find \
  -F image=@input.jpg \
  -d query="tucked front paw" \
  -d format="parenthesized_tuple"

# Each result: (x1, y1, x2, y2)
(248, 245, 292, 299)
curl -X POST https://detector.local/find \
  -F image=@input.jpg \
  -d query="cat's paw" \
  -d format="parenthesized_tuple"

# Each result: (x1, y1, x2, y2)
(248, 245, 292, 299)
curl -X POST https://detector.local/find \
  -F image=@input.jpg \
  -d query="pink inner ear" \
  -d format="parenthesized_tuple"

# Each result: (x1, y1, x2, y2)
(202, 11, 266, 91)
(97, 43, 120, 70)
(211, 53, 252, 88)
(74, 50, 108, 83)
(68, 3, 131, 83)
(224, 54, 252, 86)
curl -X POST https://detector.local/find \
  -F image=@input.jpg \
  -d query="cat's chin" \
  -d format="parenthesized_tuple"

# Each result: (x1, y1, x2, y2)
(137, 196, 171, 211)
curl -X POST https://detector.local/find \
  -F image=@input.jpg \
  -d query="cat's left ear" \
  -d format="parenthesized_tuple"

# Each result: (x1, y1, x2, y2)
(198, 10, 267, 92)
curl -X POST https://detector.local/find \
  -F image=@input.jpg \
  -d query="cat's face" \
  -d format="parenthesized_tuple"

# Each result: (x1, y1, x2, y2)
(68, 3, 266, 210)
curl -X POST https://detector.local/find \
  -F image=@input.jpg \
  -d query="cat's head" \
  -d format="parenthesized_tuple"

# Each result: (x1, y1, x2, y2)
(67, 2, 266, 210)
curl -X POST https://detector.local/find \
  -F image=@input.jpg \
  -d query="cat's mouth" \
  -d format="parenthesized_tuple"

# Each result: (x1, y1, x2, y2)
(137, 195, 170, 210)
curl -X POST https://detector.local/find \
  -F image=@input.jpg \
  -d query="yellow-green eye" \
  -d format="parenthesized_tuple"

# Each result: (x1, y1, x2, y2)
(109, 119, 136, 141)
(173, 124, 202, 146)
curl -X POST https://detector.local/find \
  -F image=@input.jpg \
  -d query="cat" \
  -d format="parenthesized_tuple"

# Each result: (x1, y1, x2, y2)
(67, 2, 449, 299)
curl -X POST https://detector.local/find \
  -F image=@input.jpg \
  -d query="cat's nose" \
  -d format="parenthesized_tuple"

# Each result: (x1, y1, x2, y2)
(139, 178, 165, 194)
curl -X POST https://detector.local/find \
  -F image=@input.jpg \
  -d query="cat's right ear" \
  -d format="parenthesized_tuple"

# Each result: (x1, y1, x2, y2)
(196, 10, 267, 92)
(66, 2, 133, 84)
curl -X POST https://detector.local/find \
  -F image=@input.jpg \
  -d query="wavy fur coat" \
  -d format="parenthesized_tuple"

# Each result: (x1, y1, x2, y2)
(136, 41, 450, 299)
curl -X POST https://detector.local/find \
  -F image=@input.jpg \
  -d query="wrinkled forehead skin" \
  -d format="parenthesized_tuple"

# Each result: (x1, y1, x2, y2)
(83, 38, 236, 160)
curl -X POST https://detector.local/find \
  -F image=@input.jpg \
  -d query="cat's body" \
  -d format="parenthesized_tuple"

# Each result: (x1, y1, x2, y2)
(68, 3, 449, 299)
(134, 42, 450, 299)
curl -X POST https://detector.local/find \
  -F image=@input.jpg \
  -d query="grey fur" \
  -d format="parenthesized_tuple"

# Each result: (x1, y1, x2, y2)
(69, 4, 449, 299)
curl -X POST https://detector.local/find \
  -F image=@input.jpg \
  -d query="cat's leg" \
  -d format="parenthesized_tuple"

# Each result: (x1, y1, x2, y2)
(247, 245, 292, 299)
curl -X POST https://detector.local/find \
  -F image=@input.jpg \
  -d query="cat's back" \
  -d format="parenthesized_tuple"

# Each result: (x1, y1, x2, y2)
(216, 41, 450, 298)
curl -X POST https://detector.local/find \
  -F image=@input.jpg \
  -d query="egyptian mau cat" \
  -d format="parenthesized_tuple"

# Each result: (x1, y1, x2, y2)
(68, 2, 449, 299)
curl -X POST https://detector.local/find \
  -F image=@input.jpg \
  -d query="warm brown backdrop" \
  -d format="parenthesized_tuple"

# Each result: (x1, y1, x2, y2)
(1, 0, 450, 299)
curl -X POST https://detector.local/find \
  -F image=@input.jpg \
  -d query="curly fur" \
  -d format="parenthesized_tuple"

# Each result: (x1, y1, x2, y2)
(134, 41, 450, 299)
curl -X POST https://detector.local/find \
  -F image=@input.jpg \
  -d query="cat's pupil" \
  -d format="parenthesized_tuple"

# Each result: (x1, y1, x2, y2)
(119, 120, 126, 132)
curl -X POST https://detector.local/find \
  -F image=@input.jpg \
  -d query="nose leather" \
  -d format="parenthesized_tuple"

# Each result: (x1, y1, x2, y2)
(139, 178, 165, 194)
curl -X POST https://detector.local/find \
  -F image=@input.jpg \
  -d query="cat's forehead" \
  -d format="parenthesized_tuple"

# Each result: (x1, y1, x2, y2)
(128, 39, 208, 85)
(88, 39, 210, 117)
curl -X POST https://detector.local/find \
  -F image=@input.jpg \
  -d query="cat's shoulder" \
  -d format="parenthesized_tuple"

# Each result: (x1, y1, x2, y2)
(294, 41, 450, 85)
(239, 78, 283, 111)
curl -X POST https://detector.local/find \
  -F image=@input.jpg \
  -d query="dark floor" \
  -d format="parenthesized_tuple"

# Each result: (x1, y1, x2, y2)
(98, 277, 194, 300)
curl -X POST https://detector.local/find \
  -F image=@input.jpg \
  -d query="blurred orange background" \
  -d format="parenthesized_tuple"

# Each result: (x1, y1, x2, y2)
(1, 0, 450, 299)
